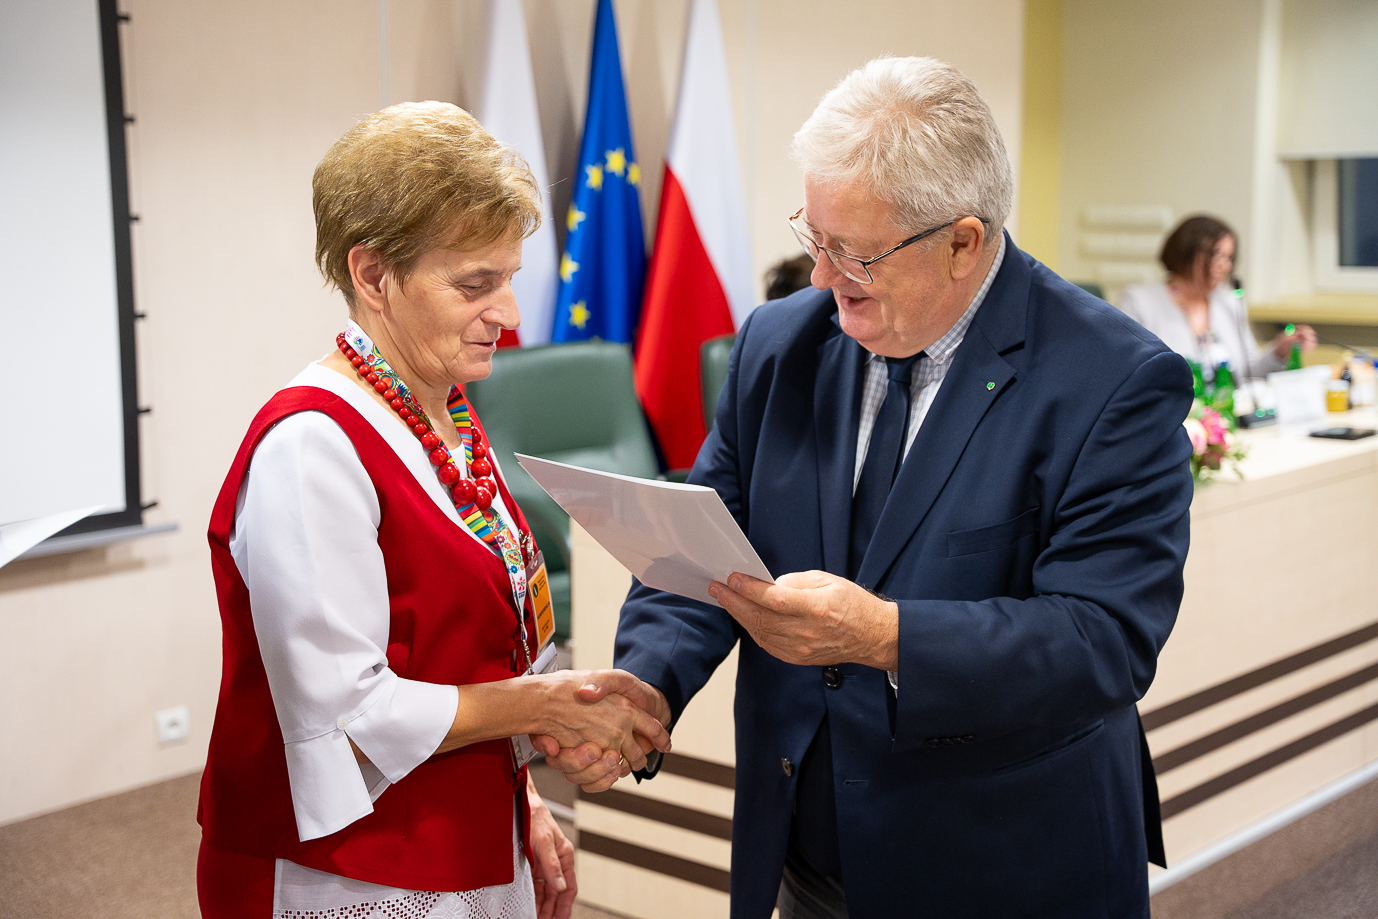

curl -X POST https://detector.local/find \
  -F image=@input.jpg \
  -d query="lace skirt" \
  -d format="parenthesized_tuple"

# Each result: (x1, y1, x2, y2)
(198, 814, 535, 919)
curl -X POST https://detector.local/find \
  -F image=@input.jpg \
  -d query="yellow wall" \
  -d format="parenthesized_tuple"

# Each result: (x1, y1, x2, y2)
(1019, 0, 1062, 268)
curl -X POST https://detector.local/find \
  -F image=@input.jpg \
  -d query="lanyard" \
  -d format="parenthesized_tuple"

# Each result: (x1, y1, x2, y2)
(341, 321, 533, 673)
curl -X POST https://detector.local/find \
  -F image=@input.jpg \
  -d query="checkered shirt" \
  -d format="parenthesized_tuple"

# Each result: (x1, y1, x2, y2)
(852, 235, 1007, 492)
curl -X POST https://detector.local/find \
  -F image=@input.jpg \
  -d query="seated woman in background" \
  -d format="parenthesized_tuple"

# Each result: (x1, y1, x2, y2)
(198, 102, 671, 919)
(1117, 214, 1315, 381)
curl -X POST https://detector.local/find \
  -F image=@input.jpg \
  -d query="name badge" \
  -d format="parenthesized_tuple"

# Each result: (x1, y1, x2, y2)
(525, 549, 556, 652)
(510, 641, 560, 771)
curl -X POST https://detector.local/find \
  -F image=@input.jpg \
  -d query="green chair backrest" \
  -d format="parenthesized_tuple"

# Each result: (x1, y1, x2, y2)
(700, 334, 736, 430)
(466, 341, 659, 576)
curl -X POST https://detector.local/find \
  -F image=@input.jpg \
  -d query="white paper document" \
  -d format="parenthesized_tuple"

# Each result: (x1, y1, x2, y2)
(0, 505, 101, 569)
(515, 454, 773, 605)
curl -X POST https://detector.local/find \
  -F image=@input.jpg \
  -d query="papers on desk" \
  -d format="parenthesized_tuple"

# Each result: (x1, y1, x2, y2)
(1268, 366, 1333, 431)
(515, 454, 773, 605)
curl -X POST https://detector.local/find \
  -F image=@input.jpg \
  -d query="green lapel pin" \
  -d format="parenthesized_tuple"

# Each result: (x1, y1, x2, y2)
(986, 381, 995, 390)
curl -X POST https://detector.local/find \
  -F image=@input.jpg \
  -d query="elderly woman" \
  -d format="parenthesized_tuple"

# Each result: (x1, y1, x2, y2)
(198, 102, 670, 919)
(1118, 214, 1315, 382)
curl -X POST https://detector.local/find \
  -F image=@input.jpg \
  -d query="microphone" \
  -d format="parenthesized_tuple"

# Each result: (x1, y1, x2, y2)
(1228, 276, 1275, 427)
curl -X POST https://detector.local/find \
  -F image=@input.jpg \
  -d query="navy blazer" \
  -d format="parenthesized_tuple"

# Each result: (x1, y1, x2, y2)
(615, 238, 1194, 919)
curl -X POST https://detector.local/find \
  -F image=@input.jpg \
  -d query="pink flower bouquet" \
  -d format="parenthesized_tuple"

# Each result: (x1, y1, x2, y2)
(1183, 400, 1246, 484)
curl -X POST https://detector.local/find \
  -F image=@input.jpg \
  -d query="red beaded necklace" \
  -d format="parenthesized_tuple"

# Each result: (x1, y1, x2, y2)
(337, 327, 535, 674)
(335, 332, 498, 513)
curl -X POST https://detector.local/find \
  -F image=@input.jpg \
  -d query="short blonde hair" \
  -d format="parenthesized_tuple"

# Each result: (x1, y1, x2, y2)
(313, 101, 542, 305)
(792, 57, 1012, 247)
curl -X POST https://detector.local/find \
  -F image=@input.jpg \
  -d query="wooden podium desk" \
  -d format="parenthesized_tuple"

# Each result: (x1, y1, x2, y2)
(570, 409, 1378, 916)
(1140, 407, 1378, 876)
(569, 520, 738, 919)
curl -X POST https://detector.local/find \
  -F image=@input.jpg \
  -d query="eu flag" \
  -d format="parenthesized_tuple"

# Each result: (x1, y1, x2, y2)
(552, 0, 645, 343)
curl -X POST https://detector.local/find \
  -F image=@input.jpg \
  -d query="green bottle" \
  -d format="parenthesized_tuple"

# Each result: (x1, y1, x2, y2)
(1285, 324, 1304, 371)
(1213, 361, 1237, 427)
(1189, 360, 1206, 401)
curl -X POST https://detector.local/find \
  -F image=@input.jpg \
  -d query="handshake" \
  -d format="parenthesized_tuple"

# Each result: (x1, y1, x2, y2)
(526, 669, 672, 793)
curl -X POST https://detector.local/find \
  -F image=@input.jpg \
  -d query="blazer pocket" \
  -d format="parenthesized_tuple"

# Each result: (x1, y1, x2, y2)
(946, 506, 1040, 557)
(993, 719, 1105, 774)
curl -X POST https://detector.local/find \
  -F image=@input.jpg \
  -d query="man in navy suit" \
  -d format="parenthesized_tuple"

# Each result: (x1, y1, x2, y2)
(553, 56, 1193, 918)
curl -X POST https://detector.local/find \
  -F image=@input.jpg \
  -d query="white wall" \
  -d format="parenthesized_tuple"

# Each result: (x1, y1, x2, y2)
(0, 0, 1025, 826)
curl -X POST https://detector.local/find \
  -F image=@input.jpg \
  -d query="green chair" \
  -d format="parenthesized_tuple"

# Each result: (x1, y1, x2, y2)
(700, 334, 736, 430)
(466, 341, 659, 642)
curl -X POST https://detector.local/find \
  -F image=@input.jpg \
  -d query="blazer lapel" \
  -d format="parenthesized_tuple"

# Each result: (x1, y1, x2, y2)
(856, 235, 1031, 589)
(814, 325, 866, 576)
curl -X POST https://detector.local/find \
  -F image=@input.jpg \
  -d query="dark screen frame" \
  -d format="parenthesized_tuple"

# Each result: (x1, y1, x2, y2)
(56, 0, 143, 538)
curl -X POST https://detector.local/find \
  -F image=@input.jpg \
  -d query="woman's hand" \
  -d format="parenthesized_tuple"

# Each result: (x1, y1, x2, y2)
(436, 669, 671, 778)
(526, 775, 576, 919)
(524, 670, 671, 771)
(1271, 323, 1317, 360)
(535, 676, 673, 792)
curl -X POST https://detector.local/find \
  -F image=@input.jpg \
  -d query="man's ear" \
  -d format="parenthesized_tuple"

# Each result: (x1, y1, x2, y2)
(347, 244, 388, 316)
(946, 218, 987, 281)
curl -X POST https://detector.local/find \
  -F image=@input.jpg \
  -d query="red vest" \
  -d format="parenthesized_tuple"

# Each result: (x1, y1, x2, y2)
(199, 386, 540, 891)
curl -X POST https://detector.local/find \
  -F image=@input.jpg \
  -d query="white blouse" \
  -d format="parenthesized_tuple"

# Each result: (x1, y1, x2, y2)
(229, 359, 534, 918)
(1116, 281, 1284, 381)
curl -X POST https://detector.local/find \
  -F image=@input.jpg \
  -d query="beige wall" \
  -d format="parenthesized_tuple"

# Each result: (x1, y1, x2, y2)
(1055, 0, 1378, 311)
(0, 0, 1025, 826)
(1058, 0, 1267, 297)
(0, 0, 385, 828)
(1276, 0, 1378, 159)
(512, 0, 1025, 298)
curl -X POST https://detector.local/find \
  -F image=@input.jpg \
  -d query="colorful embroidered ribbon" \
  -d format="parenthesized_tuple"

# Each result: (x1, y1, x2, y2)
(342, 323, 531, 667)
(445, 390, 498, 546)
(447, 386, 529, 644)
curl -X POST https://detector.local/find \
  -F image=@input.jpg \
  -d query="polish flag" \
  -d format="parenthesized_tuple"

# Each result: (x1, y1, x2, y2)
(477, 0, 559, 347)
(634, 0, 753, 469)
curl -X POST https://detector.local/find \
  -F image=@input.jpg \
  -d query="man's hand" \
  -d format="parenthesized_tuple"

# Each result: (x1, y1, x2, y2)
(526, 775, 577, 919)
(523, 669, 671, 772)
(708, 570, 899, 670)
(532, 673, 672, 792)
(573, 669, 672, 730)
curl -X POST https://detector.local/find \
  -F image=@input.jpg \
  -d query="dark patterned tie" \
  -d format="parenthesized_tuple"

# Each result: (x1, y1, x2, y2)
(848, 353, 923, 581)
(791, 353, 924, 883)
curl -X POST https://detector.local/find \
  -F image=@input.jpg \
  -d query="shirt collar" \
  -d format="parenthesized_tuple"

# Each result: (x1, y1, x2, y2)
(866, 232, 1007, 367)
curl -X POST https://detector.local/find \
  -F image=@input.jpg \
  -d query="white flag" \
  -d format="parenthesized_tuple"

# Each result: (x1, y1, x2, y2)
(477, 0, 558, 346)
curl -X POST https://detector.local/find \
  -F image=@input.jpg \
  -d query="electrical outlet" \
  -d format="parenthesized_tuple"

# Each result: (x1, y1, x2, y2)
(155, 705, 190, 744)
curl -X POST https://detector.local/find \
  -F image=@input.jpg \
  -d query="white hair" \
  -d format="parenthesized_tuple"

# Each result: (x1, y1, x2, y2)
(791, 56, 1013, 247)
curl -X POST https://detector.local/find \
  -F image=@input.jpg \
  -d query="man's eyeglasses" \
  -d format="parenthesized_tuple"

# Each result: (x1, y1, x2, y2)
(787, 207, 985, 285)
